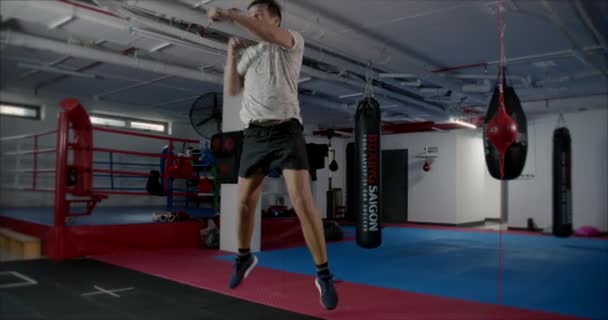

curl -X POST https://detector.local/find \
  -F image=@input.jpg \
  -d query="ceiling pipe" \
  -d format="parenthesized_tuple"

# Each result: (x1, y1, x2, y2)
(300, 65, 447, 116)
(0, 0, 226, 57)
(431, 46, 604, 73)
(124, 0, 453, 114)
(4, 0, 130, 31)
(573, 0, 608, 53)
(58, 0, 119, 18)
(34, 46, 136, 92)
(172, 0, 481, 108)
(461, 92, 607, 110)
(16, 62, 100, 79)
(432, 63, 488, 73)
(451, 74, 531, 87)
(541, 0, 608, 78)
(312, 118, 484, 136)
(19, 55, 73, 80)
(125, 0, 250, 40)
(300, 95, 354, 115)
(462, 80, 492, 93)
(535, 71, 603, 86)
(114, 5, 227, 53)
(276, 1, 466, 94)
(94, 75, 174, 99)
(301, 44, 424, 99)
(0, 30, 223, 84)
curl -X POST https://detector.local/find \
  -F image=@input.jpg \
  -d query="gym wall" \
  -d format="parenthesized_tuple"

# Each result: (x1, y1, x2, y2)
(0, 89, 192, 208)
(304, 136, 348, 219)
(382, 130, 501, 225)
(456, 131, 502, 224)
(508, 108, 608, 232)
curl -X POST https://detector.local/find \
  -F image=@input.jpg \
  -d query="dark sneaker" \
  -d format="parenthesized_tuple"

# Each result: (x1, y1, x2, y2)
(315, 274, 338, 310)
(229, 254, 257, 289)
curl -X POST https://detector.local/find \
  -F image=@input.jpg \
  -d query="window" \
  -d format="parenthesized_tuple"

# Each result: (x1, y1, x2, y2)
(0, 102, 41, 120)
(90, 115, 127, 128)
(90, 113, 169, 134)
(130, 121, 166, 133)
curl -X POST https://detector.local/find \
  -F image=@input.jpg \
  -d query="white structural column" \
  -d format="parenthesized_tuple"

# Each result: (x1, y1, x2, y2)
(219, 95, 262, 253)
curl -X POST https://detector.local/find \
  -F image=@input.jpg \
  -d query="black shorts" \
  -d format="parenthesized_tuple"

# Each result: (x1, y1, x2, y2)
(238, 119, 309, 178)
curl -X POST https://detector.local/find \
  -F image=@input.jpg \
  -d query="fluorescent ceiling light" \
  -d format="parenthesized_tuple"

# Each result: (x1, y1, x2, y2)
(130, 121, 166, 132)
(193, 0, 213, 8)
(0, 105, 37, 118)
(450, 118, 477, 129)
(150, 43, 172, 52)
(299, 77, 312, 83)
(48, 16, 74, 29)
(339, 92, 363, 99)
(379, 73, 417, 79)
(90, 116, 127, 127)
(401, 80, 422, 87)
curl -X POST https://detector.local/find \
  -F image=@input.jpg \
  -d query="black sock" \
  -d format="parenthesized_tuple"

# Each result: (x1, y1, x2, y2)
(238, 248, 251, 260)
(316, 262, 330, 277)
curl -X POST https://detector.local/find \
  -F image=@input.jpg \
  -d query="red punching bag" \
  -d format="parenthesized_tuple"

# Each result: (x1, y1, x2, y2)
(486, 85, 518, 178)
(483, 68, 528, 180)
(199, 176, 213, 194)
(423, 161, 431, 172)
(483, 3, 527, 180)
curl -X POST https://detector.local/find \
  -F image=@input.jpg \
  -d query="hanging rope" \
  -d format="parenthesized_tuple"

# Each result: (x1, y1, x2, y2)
(363, 61, 375, 98)
(557, 112, 567, 128)
(497, 0, 505, 306)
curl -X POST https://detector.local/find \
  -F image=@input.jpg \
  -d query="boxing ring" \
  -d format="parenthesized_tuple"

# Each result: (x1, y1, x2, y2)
(0, 99, 217, 260)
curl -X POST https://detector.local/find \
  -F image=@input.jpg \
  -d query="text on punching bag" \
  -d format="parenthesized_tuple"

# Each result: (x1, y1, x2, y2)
(361, 134, 379, 232)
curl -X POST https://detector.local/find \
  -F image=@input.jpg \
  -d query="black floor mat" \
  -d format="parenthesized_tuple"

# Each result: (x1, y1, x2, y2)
(0, 259, 323, 320)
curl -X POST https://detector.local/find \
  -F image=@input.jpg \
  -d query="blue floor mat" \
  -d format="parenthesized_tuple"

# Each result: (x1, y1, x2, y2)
(217, 227, 608, 319)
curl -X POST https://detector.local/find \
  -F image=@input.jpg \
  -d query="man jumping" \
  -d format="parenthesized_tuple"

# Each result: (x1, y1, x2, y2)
(208, 0, 338, 310)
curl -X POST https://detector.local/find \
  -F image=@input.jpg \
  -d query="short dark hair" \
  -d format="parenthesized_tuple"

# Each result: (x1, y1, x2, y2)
(248, 0, 282, 23)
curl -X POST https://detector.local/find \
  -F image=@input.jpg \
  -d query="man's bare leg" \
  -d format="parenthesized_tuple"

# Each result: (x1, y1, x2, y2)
(283, 169, 338, 310)
(229, 172, 266, 289)
(237, 172, 266, 249)
(282, 169, 327, 264)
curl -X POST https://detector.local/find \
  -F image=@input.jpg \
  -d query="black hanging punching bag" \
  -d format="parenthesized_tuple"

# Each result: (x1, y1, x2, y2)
(552, 125, 572, 237)
(483, 70, 528, 180)
(354, 96, 382, 248)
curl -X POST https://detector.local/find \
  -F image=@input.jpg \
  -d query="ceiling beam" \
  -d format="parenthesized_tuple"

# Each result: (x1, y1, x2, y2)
(93, 75, 174, 99)
(277, 1, 466, 94)
(541, 0, 608, 78)
(573, 0, 608, 53)
(301, 65, 448, 117)
(0, 30, 223, 84)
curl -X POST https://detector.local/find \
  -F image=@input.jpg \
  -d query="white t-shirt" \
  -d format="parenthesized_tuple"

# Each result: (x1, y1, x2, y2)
(237, 30, 305, 126)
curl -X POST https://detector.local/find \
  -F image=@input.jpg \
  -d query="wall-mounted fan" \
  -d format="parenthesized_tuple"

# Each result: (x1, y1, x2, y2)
(189, 92, 223, 141)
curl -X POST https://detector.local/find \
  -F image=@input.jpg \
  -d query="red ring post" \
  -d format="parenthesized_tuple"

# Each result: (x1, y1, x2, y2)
(48, 110, 70, 261)
(33, 135, 38, 190)
(54, 111, 69, 228)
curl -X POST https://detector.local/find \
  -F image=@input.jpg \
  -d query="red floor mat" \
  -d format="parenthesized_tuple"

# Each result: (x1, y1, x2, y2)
(95, 248, 584, 320)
